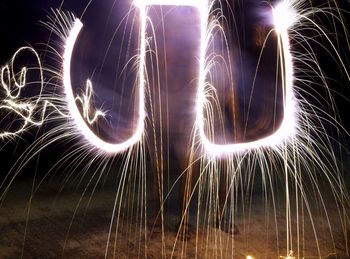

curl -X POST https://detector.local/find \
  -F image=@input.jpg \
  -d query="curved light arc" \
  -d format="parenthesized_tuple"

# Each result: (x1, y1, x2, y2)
(63, 19, 145, 154)
(196, 2, 297, 156)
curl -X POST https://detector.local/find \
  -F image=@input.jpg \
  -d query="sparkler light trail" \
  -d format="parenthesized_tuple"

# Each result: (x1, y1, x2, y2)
(64, 18, 145, 153)
(0, 47, 67, 139)
(74, 79, 105, 125)
(0, 0, 349, 258)
(63, 0, 297, 156)
(197, 0, 297, 156)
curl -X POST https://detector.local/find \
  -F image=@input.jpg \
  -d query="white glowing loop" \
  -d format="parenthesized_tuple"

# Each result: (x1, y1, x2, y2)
(63, 19, 145, 153)
(63, 0, 208, 153)
(196, 0, 297, 156)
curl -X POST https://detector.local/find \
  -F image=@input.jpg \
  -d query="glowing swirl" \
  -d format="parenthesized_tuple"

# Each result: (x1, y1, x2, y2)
(0, 47, 67, 139)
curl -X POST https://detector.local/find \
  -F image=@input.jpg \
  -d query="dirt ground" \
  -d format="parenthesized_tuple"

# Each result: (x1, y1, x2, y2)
(0, 177, 349, 259)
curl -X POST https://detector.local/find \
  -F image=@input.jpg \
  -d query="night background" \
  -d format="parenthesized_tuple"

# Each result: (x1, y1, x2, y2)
(0, 0, 349, 258)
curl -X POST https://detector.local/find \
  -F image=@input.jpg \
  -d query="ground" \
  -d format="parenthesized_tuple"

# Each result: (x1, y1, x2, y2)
(0, 175, 349, 259)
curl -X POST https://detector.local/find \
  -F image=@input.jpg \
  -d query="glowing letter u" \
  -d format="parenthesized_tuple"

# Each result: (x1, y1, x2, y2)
(63, 18, 146, 154)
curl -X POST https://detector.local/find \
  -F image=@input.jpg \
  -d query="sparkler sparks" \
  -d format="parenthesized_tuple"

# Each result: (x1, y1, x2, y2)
(197, 0, 297, 156)
(63, 0, 297, 156)
(0, 0, 349, 258)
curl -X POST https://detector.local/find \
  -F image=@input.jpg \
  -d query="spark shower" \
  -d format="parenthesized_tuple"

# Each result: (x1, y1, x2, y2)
(0, 0, 349, 258)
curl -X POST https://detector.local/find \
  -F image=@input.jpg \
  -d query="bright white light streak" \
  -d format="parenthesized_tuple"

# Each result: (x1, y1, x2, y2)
(273, 1, 297, 34)
(134, 0, 206, 8)
(63, 18, 146, 154)
(196, 0, 297, 156)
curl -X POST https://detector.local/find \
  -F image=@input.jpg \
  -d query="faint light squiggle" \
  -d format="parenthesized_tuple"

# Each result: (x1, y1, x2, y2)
(75, 79, 105, 125)
(0, 47, 67, 139)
